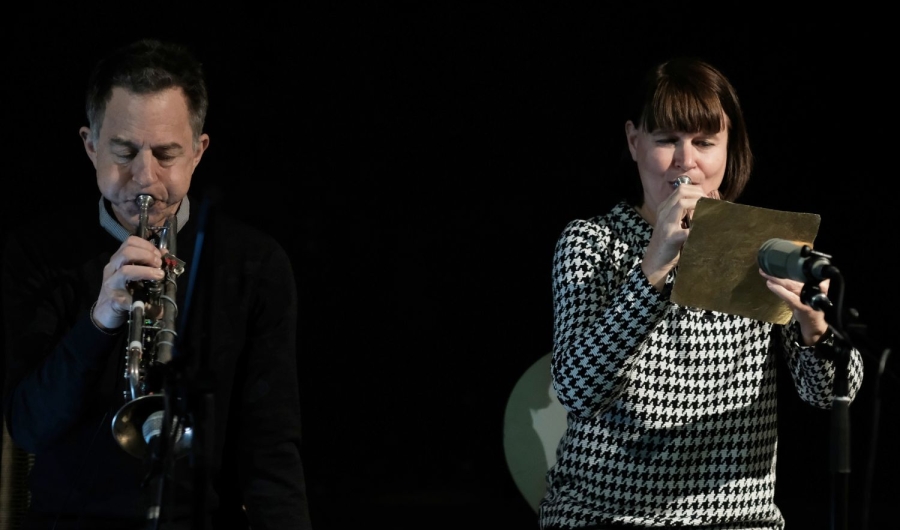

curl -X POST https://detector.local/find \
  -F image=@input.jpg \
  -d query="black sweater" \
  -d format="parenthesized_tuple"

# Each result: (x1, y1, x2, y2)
(2, 195, 311, 529)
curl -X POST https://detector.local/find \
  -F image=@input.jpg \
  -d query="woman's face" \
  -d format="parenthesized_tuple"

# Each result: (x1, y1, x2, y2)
(625, 121, 728, 213)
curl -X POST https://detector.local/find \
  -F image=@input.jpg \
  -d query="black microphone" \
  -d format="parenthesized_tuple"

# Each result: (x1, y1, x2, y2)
(758, 238, 837, 283)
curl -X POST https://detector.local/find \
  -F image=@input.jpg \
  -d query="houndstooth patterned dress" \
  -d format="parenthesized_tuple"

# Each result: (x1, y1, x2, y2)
(539, 201, 863, 529)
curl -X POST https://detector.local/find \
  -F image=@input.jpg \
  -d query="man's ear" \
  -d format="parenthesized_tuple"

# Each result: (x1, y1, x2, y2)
(79, 126, 98, 168)
(192, 133, 210, 170)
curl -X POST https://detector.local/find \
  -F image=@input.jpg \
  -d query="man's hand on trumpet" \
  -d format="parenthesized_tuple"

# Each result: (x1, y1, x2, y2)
(91, 235, 165, 331)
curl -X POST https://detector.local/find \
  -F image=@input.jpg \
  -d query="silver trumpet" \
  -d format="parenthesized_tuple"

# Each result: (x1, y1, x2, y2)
(111, 194, 191, 459)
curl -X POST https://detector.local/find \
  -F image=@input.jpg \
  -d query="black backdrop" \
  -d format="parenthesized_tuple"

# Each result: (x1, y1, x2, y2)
(2, 4, 898, 530)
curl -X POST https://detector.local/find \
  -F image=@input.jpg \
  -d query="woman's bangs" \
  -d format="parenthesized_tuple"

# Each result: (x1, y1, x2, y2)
(644, 85, 725, 134)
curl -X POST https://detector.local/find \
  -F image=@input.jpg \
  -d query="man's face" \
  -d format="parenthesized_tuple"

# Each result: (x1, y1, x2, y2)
(80, 86, 209, 233)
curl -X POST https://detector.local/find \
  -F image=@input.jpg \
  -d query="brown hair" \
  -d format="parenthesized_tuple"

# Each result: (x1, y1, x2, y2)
(85, 39, 208, 147)
(623, 57, 752, 204)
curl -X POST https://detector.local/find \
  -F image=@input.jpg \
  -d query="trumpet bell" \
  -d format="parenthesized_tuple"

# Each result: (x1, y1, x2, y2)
(111, 394, 192, 459)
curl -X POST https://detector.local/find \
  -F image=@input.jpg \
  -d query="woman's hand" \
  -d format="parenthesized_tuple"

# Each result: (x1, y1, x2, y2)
(759, 268, 830, 345)
(641, 184, 717, 290)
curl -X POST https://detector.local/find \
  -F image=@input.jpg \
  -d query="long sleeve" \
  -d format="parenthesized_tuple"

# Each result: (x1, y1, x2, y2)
(551, 214, 669, 418)
(177, 204, 312, 529)
(777, 322, 863, 409)
(236, 240, 311, 529)
(2, 226, 120, 454)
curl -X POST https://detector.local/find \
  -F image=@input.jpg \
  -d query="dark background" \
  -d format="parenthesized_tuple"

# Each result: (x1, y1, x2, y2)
(2, 4, 897, 530)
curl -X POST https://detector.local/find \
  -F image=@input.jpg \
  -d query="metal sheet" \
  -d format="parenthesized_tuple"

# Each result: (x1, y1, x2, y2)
(671, 198, 821, 324)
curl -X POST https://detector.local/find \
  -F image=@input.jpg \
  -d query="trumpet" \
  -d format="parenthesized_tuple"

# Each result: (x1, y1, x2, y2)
(111, 194, 191, 460)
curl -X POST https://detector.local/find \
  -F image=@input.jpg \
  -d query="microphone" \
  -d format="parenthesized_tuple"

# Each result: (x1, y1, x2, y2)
(758, 238, 837, 283)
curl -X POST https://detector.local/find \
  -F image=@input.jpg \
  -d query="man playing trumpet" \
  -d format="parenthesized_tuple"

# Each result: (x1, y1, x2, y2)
(2, 39, 312, 530)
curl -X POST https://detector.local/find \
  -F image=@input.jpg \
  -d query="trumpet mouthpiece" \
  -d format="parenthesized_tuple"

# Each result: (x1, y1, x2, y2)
(672, 176, 692, 189)
(136, 194, 155, 208)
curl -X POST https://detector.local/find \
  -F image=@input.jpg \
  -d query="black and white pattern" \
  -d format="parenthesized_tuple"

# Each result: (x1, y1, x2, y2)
(539, 201, 864, 529)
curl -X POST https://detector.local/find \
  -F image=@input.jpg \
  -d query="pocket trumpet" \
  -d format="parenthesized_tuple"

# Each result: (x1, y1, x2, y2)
(111, 194, 192, 459)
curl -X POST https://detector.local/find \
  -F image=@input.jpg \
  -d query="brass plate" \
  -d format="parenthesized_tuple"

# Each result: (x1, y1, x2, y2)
(671, 198, 821, 324)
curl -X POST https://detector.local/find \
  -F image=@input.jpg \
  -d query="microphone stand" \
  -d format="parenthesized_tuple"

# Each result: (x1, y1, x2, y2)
(136, 216, 186, 530)
(801, 264, 896, 530)
(800, 271, 852, 530)
(825, 334, 851, 530)
(142, 189, 219, 530)
(173, 189, 219, 530)
(764, 242, 893, 530)
(141, 362, 180, 530)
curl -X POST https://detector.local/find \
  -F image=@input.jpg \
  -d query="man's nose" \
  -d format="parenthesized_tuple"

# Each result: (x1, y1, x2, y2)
(132, 151, 158, 185)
